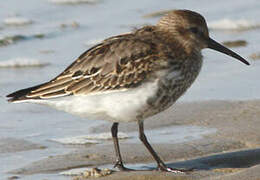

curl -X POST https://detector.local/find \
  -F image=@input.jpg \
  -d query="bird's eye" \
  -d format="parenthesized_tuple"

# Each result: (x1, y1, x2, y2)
(190, 27, 199, 34)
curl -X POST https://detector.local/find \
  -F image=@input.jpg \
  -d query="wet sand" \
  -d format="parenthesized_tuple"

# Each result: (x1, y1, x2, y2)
(0, 138, 46, 154)
(4, 100, 260, 179)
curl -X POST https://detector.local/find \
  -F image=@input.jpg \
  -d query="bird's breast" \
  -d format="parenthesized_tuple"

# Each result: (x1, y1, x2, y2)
(141, 56, 203, 119)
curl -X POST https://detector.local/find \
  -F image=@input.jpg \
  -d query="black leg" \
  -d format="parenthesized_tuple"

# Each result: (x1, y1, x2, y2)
(138, 120, 189, 173)
(111, 122, 132, 171)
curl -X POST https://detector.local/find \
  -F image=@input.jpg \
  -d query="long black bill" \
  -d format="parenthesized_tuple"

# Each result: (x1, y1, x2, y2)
(208, 38, 250, 65)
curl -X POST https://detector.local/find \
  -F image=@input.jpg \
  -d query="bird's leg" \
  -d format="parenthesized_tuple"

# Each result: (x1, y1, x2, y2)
(138, 120, 189, 173)
(111, 122, 132, 171)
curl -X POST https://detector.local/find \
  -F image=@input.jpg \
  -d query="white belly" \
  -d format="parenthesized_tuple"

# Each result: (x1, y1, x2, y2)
(25, 80, 159, 122)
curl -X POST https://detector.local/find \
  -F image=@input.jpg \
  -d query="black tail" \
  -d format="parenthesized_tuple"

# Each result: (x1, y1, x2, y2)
(6, 84, 43, 102)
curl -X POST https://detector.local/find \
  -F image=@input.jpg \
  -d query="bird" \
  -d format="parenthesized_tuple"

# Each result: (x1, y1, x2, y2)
(6, 10, 249, 173)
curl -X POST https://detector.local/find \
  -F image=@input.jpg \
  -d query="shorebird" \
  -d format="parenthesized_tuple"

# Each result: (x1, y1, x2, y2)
(7, 10, 249, 173)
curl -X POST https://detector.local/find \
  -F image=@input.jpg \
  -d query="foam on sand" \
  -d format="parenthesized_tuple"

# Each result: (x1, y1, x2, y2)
(4, 17, 33, 26)
(60, 168, 88, 176)
(208, 19, 260, 31)
(0, 58, 49, 68)
(48, 0, 99, 5)
(0, 35, 26, 46)
(0, 33, 46, 47)
(60, 167, 112, 178)
(52, 132, 130, 145)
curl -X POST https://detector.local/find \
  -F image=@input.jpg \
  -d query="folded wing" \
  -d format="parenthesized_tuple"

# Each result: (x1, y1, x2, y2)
(7, 33, 163, 102)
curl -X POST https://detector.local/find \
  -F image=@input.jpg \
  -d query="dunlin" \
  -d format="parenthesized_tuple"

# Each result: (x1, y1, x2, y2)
(7, 10, 249, 172)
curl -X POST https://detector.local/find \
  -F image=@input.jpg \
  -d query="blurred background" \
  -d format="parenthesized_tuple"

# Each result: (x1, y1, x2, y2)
(0, 0, 259, 179)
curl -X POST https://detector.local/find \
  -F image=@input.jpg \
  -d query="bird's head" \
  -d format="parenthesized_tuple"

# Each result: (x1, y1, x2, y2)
(157, 9, 249, 65)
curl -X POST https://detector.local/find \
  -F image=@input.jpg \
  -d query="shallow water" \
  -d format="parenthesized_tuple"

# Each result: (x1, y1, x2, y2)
(1, 0, 260, 179)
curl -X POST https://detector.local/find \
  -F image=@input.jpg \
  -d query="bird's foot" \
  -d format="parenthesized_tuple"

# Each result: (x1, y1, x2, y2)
(114, 161, 134, 171)
(157, 164, 194, 173)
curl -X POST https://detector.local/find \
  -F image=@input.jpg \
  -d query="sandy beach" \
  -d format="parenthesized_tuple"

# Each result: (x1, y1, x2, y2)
(3, 100, 260, 180)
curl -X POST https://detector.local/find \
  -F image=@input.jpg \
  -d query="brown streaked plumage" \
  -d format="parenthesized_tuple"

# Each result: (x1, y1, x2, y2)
(8, 28, 168, 100)
(6, 10, 249, 172)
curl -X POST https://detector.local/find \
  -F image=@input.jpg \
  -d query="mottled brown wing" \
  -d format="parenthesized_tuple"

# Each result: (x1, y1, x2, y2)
(26, 34, 162, 99)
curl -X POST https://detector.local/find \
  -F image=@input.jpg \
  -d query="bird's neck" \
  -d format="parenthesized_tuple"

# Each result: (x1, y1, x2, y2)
(153, 26, 201, 59)
(134, 25, 202, 63)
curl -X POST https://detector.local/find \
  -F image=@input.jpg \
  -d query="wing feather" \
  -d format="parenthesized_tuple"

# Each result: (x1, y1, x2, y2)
(20, 31, 166, 100)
